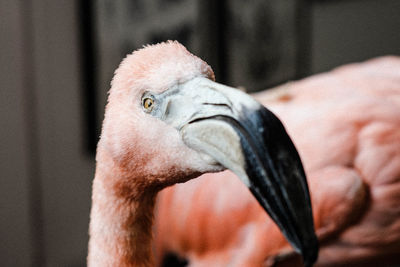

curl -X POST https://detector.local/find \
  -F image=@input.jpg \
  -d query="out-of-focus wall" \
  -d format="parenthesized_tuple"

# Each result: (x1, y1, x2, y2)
(0, 1, 32, 266)
(29, 1, 94, 266)
(1, 1, 94, 266)
(311, 0, 400, 73)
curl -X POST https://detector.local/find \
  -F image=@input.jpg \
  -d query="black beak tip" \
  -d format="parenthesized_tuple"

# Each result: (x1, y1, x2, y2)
(301, 237, 319, 267)
(237, 106, 320, 267)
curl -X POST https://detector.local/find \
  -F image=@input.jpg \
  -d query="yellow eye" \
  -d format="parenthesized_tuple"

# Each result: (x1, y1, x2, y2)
(143, 97, 154, 111)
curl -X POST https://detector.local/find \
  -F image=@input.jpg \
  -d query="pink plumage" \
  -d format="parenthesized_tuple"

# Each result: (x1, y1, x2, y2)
(155, 56, 400, 266)
(88, 41, 217, 267)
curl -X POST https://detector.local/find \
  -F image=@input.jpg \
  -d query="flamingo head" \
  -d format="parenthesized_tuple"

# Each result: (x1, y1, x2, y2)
(99, 41, 318, 266)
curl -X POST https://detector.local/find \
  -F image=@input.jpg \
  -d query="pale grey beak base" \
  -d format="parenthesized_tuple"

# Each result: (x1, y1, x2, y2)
(181, 119, 248, 183)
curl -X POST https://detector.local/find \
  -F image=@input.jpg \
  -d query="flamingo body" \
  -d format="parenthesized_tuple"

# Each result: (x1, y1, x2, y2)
(155, 56, 400, 266)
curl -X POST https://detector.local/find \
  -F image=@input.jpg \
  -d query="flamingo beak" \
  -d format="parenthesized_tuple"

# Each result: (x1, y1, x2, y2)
(151, 77, 318, 266)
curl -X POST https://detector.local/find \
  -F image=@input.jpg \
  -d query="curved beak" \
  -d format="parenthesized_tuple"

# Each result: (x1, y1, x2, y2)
(153, 77, 318, 266)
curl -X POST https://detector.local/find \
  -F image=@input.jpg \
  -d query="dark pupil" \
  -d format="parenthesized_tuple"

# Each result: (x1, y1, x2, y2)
(147, 99, 152, 107)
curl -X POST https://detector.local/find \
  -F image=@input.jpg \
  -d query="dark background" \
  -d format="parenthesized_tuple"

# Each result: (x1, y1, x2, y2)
(1, 0, 399, 266)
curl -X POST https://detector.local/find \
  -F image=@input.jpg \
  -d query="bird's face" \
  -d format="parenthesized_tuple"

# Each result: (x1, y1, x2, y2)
(101, 41, 318, 266)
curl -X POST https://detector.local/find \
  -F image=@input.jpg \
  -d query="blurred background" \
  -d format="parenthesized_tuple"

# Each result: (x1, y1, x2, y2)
(1, 0, 399, 266)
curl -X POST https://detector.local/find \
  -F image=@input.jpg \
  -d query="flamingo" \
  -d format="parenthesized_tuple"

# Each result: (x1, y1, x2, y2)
(87, 41, 318, 267)
(155, 56, 400, 266)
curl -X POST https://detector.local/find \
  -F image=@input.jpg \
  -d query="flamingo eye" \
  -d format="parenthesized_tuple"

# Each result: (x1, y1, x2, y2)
(142, 96, 154, 112)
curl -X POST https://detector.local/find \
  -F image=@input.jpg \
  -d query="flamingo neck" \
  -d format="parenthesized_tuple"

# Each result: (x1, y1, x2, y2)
(88, 149, 158, 267)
